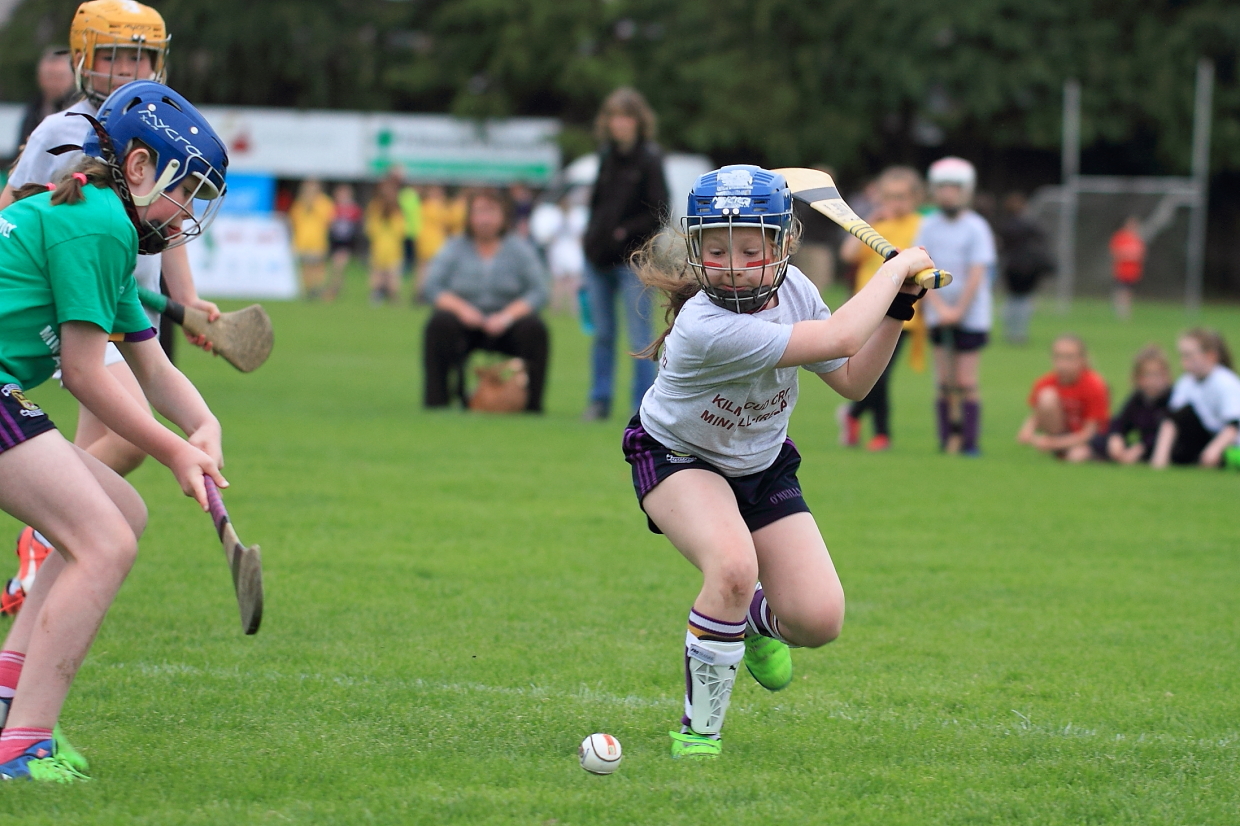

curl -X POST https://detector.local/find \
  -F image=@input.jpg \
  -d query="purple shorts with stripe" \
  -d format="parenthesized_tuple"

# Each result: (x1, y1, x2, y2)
(0, 384, 56, 454)
(622, 414, 811, 535)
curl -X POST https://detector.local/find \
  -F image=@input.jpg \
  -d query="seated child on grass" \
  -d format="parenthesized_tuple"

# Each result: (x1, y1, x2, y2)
(1016, 334, 1109, 463)
(1151, 328, 1240, 470)
(1097, 345, 1172, 464)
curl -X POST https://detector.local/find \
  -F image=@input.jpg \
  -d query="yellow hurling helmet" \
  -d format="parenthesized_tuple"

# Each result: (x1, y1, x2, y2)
(69, 0, 170, 104)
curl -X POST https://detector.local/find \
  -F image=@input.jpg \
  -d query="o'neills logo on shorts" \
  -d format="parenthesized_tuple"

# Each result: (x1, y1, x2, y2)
(666, 451, 695, 464)
(1, 384, 44, 418)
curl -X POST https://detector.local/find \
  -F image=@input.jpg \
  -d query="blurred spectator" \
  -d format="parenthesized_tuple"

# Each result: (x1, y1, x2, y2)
(789, 164, 837, 293)
(326, 183, 362, 300)
(918, 157, 997, 455)
(1017, 335, 1109, 463)
(288, 178, 335, 300)
(997, 191, 1053, 345)
(509, 183, 534, 238)
(530, 193, 588, 316)
(581, 87, 669, 421)
(1100, 345, 1172, 464)
(837, 165, 926, 451)
(423, 188, 550, 412)
(1109, 215, 1145, 321)
(392, 168, 422, 294)
(417, 185, 453, 292)
(365, 177, 406, 304)
(1151, 329, 1240, 469)
(17, 47, 75, 147)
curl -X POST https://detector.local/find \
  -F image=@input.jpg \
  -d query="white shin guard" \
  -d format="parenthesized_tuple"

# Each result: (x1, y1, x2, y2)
(683, 633, 744, 736)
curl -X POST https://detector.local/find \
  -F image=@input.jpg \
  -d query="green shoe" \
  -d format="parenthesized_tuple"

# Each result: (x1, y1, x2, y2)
(0, 739, 89, 783)
(744, 634, 792, 691)
(669, 730, 721, 759)
(53, 724, 89, 774)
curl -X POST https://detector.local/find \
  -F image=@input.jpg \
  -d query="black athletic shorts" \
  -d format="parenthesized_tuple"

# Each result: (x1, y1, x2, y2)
(0, 384, 56, 455)
(622, 414, 811, 535)
(930, 326, 989, 352)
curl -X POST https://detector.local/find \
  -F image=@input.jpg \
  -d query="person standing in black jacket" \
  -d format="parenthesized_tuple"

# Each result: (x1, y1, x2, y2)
(997, 192, 1053, 345)
(581, 87, 669, 421)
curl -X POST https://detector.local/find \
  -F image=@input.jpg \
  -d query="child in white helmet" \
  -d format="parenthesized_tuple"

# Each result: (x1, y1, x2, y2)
(915, 157, 997, 454)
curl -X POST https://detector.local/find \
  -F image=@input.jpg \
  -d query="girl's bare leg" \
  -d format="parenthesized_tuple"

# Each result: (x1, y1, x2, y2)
(642, 469, 757, 621)
(751, 513, 845, 648)
(0, 432, 145, 729)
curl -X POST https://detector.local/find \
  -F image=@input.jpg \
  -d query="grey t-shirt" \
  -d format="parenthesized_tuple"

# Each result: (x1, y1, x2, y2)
(9, 98, 161, 328)
(914, 209, 996, 331)
(423, 234, 549, 314)
(639, 266, 846, 476)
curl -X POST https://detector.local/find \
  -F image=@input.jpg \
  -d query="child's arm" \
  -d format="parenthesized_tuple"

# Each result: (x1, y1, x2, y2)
(161, 244, 221, 349)
(1199, 424, 1238, 468)
(1017, 414, 1037, 444)
(1150, 419, 1177, 469)
(816, 315, 903, 400)
(778, 247, 933, 368)
(59, 322, 225, 508)
(1031, 421, 1098, 453)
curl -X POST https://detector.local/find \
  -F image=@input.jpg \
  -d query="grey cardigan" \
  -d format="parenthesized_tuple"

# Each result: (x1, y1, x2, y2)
(423, 235, 549, 314)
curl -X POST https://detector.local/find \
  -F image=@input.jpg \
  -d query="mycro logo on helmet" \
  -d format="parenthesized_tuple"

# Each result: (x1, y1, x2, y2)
(712, 196, 751, 210)
(137, 110, 205, 161)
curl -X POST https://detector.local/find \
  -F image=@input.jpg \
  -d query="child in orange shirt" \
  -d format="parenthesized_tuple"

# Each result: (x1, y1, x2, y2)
(1017, 334, 1109, 462)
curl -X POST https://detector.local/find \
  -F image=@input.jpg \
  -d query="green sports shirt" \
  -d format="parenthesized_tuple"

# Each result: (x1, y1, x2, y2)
(0, 185, 152, 391)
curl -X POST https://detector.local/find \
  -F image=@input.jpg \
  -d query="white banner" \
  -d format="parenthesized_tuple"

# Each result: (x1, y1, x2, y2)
(0, 103, 561, 184)
(186, 215, 299, 300)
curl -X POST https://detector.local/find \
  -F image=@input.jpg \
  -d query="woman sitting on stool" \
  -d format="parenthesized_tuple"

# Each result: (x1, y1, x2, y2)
(422, 188, 550, 412)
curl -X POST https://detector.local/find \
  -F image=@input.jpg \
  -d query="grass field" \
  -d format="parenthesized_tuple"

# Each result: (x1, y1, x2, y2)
(3, 270, 1238, 824)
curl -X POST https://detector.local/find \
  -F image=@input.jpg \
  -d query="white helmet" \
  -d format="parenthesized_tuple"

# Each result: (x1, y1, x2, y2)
(927, 157, 976, 194)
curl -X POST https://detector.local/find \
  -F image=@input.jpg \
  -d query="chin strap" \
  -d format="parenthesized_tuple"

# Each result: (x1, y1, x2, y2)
(65, 112, 169, 255)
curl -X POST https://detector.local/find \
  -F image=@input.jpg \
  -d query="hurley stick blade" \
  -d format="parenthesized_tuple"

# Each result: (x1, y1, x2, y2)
(774, 167, 952, 290)
(204, 476, 264, 635)
(182, 304, 275, 373)
(137, 288, 274, 373)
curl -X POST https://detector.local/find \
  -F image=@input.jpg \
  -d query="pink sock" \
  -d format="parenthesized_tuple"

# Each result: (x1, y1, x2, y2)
(0, 727, 53, 762)
(0, 651, 23, 699)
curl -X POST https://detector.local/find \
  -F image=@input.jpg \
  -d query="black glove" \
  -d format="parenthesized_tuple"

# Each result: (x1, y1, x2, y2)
(886, 288, 927, 321)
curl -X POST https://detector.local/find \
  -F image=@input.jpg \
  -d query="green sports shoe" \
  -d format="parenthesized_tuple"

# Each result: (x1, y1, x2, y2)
(53, 724, 88, 774)
(744, 634, 792, 691)
(669, 730, 721, 759)
(0, 739, 90, 783)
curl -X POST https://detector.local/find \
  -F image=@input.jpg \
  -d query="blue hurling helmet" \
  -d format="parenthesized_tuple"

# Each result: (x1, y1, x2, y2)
(81, 80, 228, 254)
(681, 165, 794, 314)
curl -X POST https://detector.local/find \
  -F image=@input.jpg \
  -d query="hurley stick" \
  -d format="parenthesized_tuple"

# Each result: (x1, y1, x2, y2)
(203, 475, 264, 635)
(138, 286, 274, 372)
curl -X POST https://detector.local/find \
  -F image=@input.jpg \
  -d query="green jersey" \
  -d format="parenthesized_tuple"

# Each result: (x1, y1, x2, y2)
(0, 185, 151, 391)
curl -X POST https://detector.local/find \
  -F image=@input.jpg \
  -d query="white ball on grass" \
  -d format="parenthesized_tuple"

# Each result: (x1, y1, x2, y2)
(578, 733, 622, 774)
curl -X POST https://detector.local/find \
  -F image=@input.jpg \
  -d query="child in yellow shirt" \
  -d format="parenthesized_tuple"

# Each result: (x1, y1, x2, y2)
(837, 166, 926, 450)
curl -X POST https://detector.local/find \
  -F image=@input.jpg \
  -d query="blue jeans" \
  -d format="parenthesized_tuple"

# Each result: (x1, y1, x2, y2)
(585, 261, 655, 411)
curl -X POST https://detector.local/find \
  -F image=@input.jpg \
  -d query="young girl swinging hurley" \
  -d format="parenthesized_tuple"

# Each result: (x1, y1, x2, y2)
(622, 165, 938, 757)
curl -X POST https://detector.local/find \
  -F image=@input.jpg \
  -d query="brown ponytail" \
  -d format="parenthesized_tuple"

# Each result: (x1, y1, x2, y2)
(630, 230, 701, 361)
(10, 158, 115, 206)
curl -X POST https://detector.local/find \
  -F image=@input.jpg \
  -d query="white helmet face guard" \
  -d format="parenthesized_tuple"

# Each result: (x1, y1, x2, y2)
(137, 169, 226, 252)
(681, 211, 792, 314)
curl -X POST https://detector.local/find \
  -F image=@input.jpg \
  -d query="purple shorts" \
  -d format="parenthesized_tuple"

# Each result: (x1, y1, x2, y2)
(0, 384, 56, 455)
(622, 415, 811, 535)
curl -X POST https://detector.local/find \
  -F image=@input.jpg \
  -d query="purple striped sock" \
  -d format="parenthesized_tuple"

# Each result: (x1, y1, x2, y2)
(687, 608, 746, 643)
(746, 586, 789, 643)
